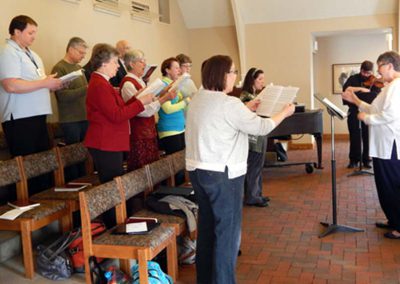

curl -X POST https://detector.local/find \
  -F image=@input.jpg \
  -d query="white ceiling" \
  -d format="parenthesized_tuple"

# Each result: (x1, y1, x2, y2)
(176, 0, 398, 29)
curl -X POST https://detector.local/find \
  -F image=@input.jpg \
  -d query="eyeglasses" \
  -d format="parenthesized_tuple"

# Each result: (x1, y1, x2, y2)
(181, 63, 192, 68)
(135, 58, 146, 64)
(228, 69, 238, 75)
(378, 62, 389, 68)
(73, 47, 87, 56)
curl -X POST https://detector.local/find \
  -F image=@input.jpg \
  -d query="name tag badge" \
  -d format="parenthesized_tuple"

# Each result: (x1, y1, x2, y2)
(36, 68, 45, 78)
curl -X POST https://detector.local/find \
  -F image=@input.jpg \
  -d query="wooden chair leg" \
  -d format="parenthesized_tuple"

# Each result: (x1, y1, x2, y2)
(20, 221, 34, 279)
(166, 237, 178, 281)
(138, 250, 149, 283)
(84, 256, 91, 284)
(59, 214, 72, 233)
(119, 259, 130, 276)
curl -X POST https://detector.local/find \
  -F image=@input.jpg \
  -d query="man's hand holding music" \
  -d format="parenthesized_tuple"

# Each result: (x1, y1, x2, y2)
(44, 73, 63, 91)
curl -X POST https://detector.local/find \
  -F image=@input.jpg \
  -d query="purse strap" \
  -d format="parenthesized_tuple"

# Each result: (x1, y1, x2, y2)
(42, 228, 82, 260)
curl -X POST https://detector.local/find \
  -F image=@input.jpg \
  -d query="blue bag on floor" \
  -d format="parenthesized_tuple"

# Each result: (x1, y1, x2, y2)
(131, 261, 173, 284)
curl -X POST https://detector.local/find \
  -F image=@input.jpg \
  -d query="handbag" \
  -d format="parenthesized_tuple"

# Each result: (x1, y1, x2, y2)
(69, 222, 106, 272)
(36, 229, 80, 280)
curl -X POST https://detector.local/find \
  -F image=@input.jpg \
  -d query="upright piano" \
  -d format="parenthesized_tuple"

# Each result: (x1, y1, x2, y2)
(267, 109, 323, 170)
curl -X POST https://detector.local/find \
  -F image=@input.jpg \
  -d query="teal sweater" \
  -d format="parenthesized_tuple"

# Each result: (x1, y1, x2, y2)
(157, 77, 186, 134)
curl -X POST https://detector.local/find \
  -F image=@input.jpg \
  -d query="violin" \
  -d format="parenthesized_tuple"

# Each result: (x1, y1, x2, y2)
(363, 75, 384, 89)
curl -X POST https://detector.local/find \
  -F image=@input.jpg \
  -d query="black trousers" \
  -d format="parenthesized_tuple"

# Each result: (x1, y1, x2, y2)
(160, 132, 185, 155)
(2, 114, 50, 157)
(347, 111, 369, 163)
(160, 133, 185, 185)
(373, 142, 400, 231)
(2, 115, 52, 195)
(88, 148, 124, 183)
(88, 148, 124, 228)
(244, 137, 268, 204)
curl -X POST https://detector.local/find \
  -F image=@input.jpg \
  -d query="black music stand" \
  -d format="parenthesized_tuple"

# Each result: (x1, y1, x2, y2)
(347, 120, 374, 177)
(314, 95, 364, 238)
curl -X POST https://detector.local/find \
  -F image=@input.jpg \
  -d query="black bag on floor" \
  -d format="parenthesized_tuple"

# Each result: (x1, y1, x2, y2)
(36, 229, 80, 280)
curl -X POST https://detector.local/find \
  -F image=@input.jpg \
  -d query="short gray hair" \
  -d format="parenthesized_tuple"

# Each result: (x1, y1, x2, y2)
(66, 37, 88, 52)
(123, 49, 145, 71)
(377, 51, 400, 72)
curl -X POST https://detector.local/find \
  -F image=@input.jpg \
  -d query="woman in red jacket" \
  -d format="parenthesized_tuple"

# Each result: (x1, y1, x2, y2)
(84, 44, 153, 183)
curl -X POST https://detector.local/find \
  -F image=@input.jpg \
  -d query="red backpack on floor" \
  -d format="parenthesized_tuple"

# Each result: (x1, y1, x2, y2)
(68, 222, 106, 272)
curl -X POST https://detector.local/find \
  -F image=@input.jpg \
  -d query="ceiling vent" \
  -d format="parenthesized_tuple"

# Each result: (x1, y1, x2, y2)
(93, 0, 121, 16)
(131, 1, 151, 23)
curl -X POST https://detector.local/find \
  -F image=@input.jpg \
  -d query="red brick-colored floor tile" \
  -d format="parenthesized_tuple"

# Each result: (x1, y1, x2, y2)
(177, 139, 400, 283)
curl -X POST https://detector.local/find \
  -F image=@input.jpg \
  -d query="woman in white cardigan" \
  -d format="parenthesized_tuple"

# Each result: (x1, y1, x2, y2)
(185, 55, 294, 284)
(342, 51, 400, 240)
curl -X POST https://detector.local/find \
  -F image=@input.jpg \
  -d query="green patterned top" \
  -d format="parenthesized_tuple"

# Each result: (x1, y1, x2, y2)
(240, 91, 266, 153)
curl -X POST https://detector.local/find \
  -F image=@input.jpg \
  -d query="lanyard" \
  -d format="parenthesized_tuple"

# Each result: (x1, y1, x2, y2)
(24, 49, 39, 69)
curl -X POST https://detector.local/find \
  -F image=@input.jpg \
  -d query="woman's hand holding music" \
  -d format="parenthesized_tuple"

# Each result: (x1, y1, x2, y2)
(137, 93, 154, 105)
(282, 103, 295, 118)
(158, 89, 177, 105)
(246, 99, 261, 112)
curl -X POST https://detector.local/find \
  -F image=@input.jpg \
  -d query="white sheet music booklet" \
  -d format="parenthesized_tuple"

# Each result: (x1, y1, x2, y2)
(314, 94, 347, 120)
(256, 85, 299, 117)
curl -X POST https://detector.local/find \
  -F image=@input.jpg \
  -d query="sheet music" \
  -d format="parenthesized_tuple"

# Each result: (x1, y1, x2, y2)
(59, 69, 83, 83)
(256, 85, 298, 117)
(314, 94, 347, 120)
(136, 78, 165, 98)
(0, 202, 40, 220)
(322, 98, 347, 119)
(169, 73, 191, 92)
(179, 75, 198, 98)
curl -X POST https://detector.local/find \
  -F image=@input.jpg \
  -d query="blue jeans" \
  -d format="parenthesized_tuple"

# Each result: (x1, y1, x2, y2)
(189, 168, 244, 284)
(60, 121, 88, 145)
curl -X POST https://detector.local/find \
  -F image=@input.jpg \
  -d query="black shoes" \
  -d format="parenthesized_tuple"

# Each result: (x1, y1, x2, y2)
(363, 162, 372, 169)
(384, 231, 400, 239)
(262, 196, 270, 202)
(375, 222, 399, 239)
(246, 199, 269, 207)
(376, 222, 394, 229)
(347, 161, 358, 169)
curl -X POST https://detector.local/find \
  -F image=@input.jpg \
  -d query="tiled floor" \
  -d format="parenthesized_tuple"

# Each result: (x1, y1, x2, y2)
(2, 139, 400, 283)
(178, 139, 400, 283)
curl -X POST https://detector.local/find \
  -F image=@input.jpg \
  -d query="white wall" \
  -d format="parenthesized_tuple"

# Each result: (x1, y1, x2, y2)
(0, 0, 190, 122)
(314, 33, 388, 134)
(187, 26, 240, 87)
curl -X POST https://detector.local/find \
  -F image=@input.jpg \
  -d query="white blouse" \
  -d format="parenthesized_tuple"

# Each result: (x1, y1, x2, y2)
(120, 73, 160, 117)
(359, 77, 400, 159)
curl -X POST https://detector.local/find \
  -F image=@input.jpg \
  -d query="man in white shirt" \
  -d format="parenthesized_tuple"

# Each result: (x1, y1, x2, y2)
(0, 15, 63, 156)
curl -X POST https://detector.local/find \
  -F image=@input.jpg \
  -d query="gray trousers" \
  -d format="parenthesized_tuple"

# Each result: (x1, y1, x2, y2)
(244, 137, 268, 204)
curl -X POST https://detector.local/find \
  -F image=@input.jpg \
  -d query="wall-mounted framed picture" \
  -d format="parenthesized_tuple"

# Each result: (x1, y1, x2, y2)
(332, 63, 360, 94)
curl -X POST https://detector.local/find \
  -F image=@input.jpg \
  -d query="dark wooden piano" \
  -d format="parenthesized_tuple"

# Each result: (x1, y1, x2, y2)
(266, 109, 324, 171)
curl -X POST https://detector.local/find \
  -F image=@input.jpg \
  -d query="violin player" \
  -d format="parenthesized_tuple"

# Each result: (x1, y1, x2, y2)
(342, 60, 382, 169)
